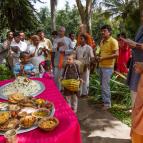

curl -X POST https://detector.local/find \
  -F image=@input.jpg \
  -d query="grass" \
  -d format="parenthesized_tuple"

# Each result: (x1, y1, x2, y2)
(109, 103, 131, 126)
(89, 72, 131, 126)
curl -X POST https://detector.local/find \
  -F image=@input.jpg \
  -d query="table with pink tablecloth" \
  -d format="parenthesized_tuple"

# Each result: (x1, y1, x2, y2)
(0, 78, 82, 143)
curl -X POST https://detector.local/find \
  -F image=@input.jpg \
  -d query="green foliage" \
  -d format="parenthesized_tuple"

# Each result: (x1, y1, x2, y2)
(109, 104, 131, 126)
(38, 7, 51, 36)
(124, 8, 140, 38)
(101, 0, 138, 20)
(92, 8, 120, 43)
(0, 64, 12, 81)
(90, 73, 131, 105)
(38, 3, 80, 36)
(100, 0, 140, 38)
(56, 5, 80, 35)
(0, 0, 40, 32)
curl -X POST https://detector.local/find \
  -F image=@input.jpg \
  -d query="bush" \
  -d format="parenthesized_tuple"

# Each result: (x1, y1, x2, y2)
(0, 64, 12, 80)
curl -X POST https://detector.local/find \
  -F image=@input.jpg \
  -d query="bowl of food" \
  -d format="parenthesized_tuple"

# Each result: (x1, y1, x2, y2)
(45, 102, 54, 111)
(0, 119, 19, 132)
(34, 98, 47, 107)
(20, 115, 36, 128)
(0, 112, 10, 125)
(8, 93, 25, 104)
(32, 108, 50, 119)
(38, 117, 59, 131)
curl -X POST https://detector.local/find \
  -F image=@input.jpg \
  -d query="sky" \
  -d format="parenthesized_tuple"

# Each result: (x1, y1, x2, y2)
(33, 0, 76, 11)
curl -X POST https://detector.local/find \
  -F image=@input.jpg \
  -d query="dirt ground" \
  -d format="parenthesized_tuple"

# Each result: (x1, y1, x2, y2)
(77, 98, 131, 143)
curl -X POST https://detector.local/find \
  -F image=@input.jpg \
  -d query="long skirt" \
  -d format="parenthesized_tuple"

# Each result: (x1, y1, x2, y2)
(132, 131, 143, 143)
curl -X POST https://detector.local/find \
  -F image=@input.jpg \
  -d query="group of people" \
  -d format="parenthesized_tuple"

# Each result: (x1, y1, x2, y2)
(0, 25, 96, 113)
(1, 13, 143, 142)
(0, 23, 120, 114)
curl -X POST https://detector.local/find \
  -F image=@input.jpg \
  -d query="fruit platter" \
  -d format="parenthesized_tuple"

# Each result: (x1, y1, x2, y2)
(0, 93, 58, 135)
(0, 76, 45, 100)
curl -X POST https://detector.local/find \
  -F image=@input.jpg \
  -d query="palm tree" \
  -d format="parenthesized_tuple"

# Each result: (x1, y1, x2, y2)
(100, 0, 138, 21)
(50, 0, 57, 31)
(0, 0, 39, 31)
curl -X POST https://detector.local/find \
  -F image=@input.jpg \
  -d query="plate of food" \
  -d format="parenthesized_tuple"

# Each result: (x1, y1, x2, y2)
(38, 117, 59, 131)
(0, 76, 45, 100)
(0, 96, 56, 135)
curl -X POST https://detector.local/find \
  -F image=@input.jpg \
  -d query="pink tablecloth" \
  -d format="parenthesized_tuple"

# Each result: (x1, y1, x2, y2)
(0, 78, 82, 143)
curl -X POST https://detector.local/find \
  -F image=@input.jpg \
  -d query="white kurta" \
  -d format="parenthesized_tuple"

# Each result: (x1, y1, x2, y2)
(76, 44, 94, 95)
(10, 40, 27, 52)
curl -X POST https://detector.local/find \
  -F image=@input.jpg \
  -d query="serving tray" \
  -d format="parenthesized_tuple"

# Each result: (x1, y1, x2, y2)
(0, 106, 55, 135)
(0, 80, 45, 100)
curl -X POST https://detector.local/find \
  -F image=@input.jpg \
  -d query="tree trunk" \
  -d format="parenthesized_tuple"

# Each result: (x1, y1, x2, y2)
(139, 0, 143, 14)
(76, 0, 94, 33)
(7, 9, 16, 31)
(50, 0, 57, 31)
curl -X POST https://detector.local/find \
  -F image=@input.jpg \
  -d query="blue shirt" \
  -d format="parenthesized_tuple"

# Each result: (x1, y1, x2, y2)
(13, 63, 35, 77)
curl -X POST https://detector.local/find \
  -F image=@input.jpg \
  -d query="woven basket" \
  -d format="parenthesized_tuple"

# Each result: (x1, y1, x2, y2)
(61, 79, 80, 92)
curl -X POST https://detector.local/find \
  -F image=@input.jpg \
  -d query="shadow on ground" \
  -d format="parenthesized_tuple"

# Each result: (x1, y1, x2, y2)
(77, 98, 131, 143)
(82, 136, 131, 143)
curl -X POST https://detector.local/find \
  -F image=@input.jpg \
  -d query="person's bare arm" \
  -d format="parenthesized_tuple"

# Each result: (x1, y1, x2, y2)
(121, 38, 143, 49)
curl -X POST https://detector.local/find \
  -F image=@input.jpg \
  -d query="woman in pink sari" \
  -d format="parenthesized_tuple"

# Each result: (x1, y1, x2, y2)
(116, 33, 131, 74)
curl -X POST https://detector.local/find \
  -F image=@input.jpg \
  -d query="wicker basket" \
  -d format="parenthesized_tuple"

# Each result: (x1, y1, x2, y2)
(38, 117, 59, 131)
(61, 79, 80, 92)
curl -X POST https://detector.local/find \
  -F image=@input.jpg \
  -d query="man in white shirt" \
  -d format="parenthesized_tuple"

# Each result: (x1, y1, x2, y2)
(69, 32, 77, 49)
(19, 32, 26, 42)
(8, 32, 27, 68)
(11, 32, 27, 52)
